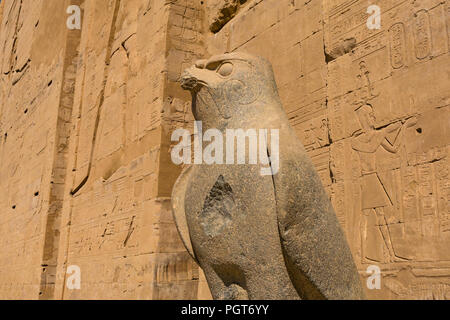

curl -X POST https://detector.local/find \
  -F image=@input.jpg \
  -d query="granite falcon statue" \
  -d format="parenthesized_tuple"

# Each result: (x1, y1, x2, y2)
(172, 52, 365, 300)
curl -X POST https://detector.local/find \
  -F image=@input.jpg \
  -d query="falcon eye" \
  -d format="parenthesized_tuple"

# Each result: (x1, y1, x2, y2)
(217, 62, 233, 77)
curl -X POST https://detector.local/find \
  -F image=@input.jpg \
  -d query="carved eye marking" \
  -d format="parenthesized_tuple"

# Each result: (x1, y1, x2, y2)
(217, 62, 233, 77)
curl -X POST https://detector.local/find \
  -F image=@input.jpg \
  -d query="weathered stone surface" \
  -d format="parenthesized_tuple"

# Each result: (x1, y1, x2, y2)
(0, 0, 448, 299)
(173, 52, 365, 300)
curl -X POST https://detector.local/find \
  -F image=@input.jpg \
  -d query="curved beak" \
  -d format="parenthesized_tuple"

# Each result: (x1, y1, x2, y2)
(180, 61, 211, 91)
(180, 71, 199, 91)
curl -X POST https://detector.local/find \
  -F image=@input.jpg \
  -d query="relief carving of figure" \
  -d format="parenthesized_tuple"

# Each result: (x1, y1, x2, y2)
(352, 104, 416, 263)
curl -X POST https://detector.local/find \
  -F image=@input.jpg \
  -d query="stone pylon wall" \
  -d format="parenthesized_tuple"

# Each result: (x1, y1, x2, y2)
(0, 0, 448, 300)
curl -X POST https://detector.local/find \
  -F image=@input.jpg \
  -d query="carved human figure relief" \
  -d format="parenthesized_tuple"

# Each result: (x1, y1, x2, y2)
(351, 104, 417, 263)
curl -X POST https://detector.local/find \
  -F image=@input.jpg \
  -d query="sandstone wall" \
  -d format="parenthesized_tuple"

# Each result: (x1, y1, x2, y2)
(0, 0, 80, 299)
(0, 0, 448, 300)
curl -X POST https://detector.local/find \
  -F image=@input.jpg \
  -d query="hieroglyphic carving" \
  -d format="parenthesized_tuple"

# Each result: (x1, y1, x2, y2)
(402, 165, 421, 236)
(350, 32, 385, 61)
(435, 157, 450, 235)
(356, 61, 379, 103)
(328, 3, 372, 41)
(417, 163, 439, 238)
(413, 10, 432, 60)
(389, 23, 406, 69)
(303, 117, 330, 151)
(447, 1, 450, 52)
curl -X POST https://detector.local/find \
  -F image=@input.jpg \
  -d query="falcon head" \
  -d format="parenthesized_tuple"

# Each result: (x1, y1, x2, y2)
(180, 52, 279, 121)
